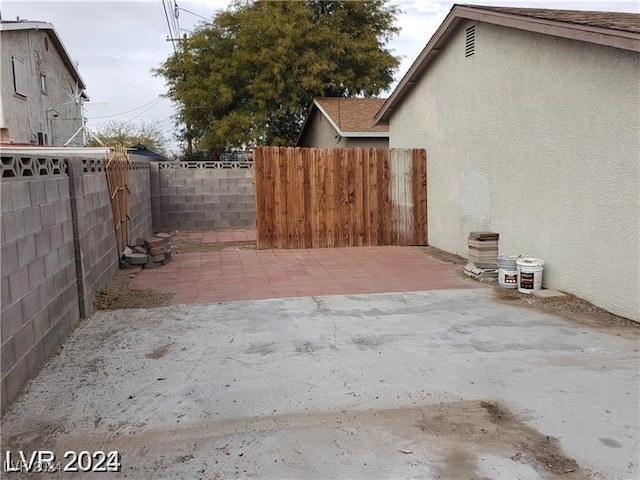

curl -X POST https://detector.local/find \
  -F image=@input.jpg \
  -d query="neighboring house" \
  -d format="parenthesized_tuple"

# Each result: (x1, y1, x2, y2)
(128, 143, 168, 162)
(375, 5, 640, 321)
(297, 97, 388, 148)
(0, 20, 88, 147)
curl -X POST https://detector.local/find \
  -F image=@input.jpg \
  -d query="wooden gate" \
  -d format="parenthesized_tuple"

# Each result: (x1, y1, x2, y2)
(105, 145, 132, 254)
(253, 147, 427, 249)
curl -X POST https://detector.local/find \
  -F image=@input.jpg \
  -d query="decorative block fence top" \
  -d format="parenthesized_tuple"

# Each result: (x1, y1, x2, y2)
(1, 156, 69, 178)
(158, 160, 253, 169)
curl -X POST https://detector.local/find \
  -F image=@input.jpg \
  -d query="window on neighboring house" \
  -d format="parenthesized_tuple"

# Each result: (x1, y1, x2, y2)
(40, 73, 47, 94)
(12, 55, 27, 97)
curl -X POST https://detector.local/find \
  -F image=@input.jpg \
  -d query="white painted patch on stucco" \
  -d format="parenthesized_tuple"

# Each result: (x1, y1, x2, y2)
(459, 169, 490, 224)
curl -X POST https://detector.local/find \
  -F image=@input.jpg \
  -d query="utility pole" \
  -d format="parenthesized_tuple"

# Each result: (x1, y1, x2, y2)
(166, 33, 192, 156)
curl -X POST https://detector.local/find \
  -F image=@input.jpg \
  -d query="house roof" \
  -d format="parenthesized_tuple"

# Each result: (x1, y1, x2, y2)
(465, 5, 640, 34)
(375, 4, 640, 124)
(128, 144, 168, 161)
(297, 97, 389, 144)
(0, 21, 88, 95)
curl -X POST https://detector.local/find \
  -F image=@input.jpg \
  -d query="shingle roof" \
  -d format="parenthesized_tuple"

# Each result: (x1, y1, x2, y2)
(315, 98, 388, 134)
(463, 5, 640, 34)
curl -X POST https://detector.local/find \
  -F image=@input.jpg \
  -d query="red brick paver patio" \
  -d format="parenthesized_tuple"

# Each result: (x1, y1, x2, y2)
(129, 238, 484, 304)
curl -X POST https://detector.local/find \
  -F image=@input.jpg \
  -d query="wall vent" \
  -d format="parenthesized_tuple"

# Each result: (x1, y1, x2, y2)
(37, 132, 49, 145)
(465, 25, 476, 57)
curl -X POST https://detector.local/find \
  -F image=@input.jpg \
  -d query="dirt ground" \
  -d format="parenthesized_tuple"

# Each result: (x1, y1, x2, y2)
(94, 269, 174, 310)
(422, 246, 639, 333)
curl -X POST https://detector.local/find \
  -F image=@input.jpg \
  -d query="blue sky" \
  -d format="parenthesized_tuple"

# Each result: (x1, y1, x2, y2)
(2, 1, 638, 151)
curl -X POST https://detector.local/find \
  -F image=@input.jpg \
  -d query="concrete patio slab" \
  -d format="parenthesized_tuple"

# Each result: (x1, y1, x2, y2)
(130, 246, 482, 304)
(2, 289, 638, 479)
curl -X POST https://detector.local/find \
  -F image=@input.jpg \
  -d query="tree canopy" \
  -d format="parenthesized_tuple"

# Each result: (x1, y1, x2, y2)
(155, 0, 400, 151)
(89, 120, 170, 154)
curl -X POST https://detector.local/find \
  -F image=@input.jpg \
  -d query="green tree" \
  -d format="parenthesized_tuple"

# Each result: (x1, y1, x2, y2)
(89, 120, 170, 154)
(155, 0, 399, 150)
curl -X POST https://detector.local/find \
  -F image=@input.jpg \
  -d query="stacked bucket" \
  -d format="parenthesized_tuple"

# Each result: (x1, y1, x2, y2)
(498, 255, 545, 293)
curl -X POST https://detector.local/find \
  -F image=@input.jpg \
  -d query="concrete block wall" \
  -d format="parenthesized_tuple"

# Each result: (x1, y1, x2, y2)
(129, 161, 152, 243)
(152, 166, 255, 231)
(1, 159, 79, 412)
(67, 158, 119, 319)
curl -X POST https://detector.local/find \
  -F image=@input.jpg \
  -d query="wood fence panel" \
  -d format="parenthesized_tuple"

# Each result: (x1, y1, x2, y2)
(273, 147, 284, 249)
(354, 149, 364, 246)
(324, 150, 334, 248)
(412, 148, 428, 245)
(253, 147, 426, 249)
(301, 148, 312, 249)
(367, 149, 379, 246)
(253, 148, 265, 249)
(335, 151, 343, 247)
(380, 150, 393, 246)
(286, 147, 298, 248)
(265, 147, 277, 249)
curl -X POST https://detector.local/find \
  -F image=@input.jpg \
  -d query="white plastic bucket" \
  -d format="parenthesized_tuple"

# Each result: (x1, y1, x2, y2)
(516, 257, 544, 294)
(498, 255, 518, 289)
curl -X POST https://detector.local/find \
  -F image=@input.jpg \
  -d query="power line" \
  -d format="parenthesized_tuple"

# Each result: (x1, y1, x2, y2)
(124, 98, 166, 123)
(177, 5, 212, 23)
(162, 0, 177, 52)
(86, 97, 165, 120)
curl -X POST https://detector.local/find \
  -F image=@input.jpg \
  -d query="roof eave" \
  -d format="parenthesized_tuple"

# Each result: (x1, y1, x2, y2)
(375, 4, 640, 124)
(341, 132, 389, 138)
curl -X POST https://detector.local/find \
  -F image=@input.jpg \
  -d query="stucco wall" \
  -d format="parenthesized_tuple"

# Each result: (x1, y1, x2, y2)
(298, 110, 341, 148)
(0, 29, 84, 146)
(389, 21, 640, 321)
(344, 137, 389, 149)
(298, 110, 389, 149)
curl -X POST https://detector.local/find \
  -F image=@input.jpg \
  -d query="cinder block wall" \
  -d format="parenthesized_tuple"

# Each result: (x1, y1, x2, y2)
(129, 161, 152, 243)
(67, 158, 119, 319)
(152, 167, 255, 231)
(1, 158, 80, 412)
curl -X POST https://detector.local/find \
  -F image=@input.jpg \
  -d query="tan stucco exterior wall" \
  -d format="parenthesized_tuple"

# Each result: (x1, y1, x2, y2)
(344, 137, 388, 149)
(389, 21, 640, 321)
(298, 110, 342, 148)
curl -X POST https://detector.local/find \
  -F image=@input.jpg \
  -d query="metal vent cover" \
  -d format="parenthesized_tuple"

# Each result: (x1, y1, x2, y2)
(465, 25, 476, 57)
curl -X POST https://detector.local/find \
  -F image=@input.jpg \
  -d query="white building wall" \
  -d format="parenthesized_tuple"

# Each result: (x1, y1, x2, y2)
(0, 29, 84, 146)
(389, 21, 640, 321)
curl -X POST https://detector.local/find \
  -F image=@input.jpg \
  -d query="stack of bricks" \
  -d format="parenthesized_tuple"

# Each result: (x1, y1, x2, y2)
(121, 232, 173, 269)
(468, 231, 499, 268)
